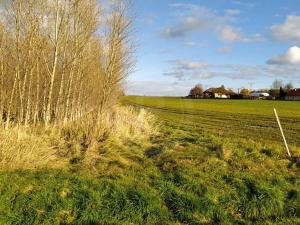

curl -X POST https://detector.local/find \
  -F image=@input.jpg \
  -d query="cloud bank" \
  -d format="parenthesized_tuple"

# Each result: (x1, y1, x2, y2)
(164, 59, 300, 81)
(160, 3, 262, 43)
(271, 16, 300, 42)
(267, 46, 300, 65)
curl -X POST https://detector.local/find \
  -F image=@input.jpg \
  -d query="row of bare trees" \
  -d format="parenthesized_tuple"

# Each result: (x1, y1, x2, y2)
(0, 0, 133, 128)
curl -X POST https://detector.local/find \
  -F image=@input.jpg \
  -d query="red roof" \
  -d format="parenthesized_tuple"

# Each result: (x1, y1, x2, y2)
(287, 89, 300, 97)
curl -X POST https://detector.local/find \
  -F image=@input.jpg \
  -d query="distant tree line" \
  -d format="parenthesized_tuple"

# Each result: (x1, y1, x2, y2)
(0, 0, 133, 128)
(188, 79, 295, 100)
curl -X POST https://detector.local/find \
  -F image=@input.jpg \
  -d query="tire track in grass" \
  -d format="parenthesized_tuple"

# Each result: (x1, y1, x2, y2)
(125, 100, 300, 147)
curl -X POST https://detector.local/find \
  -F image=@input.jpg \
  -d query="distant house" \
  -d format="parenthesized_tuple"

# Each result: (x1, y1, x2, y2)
(285, 88, 300, 101)
(204, 86, 235, 99)
(249, 92, 270, 99)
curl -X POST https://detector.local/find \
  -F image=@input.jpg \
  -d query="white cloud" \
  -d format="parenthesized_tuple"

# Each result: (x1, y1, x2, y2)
(161, 15, 207, 38)
(267, 46, 300, 65)
(271, 16, 300, 42)
(218, 25, 245, 42)
(169, 60, 208, 70)
(160, 5, 215, 38)
(163, 60, 210, 80)
(160, 3, 262, 43)
(218, 27, 264, 43)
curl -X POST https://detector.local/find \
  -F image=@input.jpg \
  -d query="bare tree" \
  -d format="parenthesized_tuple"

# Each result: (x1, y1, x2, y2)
(189, 84, 204, 99)
(272, 79, 283, 90)
(0, 0, 134, 128)
(284, 82, 293, 90)
(97, 0, 134, 120)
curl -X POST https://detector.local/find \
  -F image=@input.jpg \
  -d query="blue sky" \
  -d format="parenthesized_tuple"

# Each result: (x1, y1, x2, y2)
(126, 0, 300, 96)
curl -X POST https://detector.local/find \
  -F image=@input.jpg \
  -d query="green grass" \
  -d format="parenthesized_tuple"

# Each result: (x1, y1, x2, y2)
(0, 96, 299, 224)
(0, 170, 170, 225)
(124, 96, 300, 147)
(124, 96, 300, 117)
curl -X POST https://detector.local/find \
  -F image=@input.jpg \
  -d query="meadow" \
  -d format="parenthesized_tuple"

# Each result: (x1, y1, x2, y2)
(0, 96, 299, 224)
(124, 96, 300, 146)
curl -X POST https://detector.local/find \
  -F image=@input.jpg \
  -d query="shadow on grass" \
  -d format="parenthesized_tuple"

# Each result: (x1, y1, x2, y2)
(144, 146, 163, 158)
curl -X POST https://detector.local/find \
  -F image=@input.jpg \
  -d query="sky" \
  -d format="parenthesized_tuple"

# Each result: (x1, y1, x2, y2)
(126, 0, 300, 96)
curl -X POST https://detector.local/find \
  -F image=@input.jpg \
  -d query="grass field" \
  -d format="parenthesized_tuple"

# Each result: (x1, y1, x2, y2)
(124, 96, 300, 117)
(0, 96, 299, 224)
(124, 96, 300, 147)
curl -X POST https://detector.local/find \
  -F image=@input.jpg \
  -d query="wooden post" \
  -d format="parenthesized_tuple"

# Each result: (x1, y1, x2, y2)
(274, 108, 292, 158)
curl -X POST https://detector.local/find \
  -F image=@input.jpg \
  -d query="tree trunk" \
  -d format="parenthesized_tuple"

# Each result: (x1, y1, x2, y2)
(45, 0, 61, 125)
(6, 1, 22, 129)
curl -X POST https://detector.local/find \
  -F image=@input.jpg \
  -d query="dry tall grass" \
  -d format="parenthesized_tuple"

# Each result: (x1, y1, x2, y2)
(83, 106, 158, 170)
(104, 106, 158, 142)
(0, 128, 65, 170)
(0, 106, 157, 171)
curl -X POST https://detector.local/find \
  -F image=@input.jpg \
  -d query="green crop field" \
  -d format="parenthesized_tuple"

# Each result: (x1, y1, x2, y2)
(125, 96, 300, 117)
(124, 96, 300, 147)
(0, 96, 299, 225)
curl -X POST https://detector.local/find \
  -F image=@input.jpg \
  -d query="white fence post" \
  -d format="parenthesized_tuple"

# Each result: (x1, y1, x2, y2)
(274, 108, 292, 158)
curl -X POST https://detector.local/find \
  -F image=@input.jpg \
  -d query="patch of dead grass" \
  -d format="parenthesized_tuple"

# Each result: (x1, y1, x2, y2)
(0, 127, 66, 170)
(0, 106, 158, 171)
